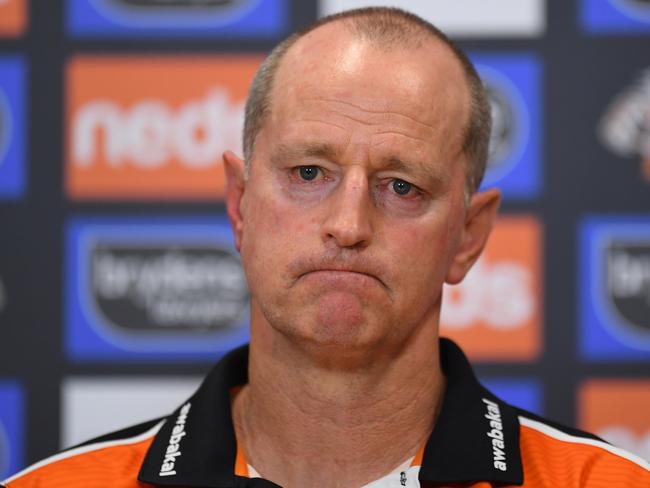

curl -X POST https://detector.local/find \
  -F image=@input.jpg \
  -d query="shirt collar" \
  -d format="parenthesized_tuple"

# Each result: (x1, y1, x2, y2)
(139, 339, 523, 487)
(139, 345, 251, 487)
(419, 339, 523, 485)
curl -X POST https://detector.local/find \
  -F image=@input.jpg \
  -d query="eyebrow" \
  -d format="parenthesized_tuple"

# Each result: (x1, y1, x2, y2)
(270, 142, 340, 166)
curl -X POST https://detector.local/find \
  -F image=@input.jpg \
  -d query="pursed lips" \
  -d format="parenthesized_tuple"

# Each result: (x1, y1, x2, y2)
(299, 268, 386, 289)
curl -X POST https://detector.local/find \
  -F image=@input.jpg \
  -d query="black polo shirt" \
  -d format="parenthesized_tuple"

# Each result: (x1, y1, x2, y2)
(137, 338, 524, 487)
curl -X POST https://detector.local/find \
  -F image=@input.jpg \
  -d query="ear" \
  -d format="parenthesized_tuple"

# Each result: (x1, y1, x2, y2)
(445, 188, 501, 285)
(223, 150, 246, 252)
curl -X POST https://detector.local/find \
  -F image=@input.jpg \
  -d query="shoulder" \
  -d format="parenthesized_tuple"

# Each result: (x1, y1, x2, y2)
(2, 418, 164, 488)
(516, 409, 650, 488)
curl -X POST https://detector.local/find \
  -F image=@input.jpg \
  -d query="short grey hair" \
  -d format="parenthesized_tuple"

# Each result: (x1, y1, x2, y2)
(243, 7, 491, 195)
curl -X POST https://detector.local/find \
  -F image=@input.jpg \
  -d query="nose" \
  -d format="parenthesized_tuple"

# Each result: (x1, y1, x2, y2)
(321, 169, 373, 249)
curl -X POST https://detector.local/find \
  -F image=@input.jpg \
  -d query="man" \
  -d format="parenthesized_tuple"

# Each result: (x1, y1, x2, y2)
(4, 7, 650, 488)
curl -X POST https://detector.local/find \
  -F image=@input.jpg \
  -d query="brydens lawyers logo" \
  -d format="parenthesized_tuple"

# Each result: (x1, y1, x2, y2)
(66, 56, 261, 200)
(579, 380, 650, 461)
(0, 0, 27, 37)
(580, 217, 650, 360)
(92, 244, 247, 331)
(440, 216, 542, 361)
(65, 216, 250, 362)
(599, 68, 650, 182)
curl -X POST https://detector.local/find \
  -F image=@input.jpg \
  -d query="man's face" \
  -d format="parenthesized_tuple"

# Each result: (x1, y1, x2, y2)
(228, 25, 494, 361)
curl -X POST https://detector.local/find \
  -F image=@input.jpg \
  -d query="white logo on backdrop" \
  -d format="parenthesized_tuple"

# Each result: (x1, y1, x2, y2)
(441, 258, 534, 329)
(72, 88, 244, 169)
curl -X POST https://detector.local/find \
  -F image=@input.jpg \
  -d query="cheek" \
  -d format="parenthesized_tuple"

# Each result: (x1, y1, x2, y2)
(384, 217, 456, 288)
(240, 187, 317, 267)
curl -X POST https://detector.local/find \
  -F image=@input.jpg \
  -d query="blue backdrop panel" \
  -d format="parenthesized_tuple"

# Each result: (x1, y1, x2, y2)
(580, 216, 650, 360)
(65, 216, 250, 362)
(0, 57, 26, 200)
(66, 0, 289, 38)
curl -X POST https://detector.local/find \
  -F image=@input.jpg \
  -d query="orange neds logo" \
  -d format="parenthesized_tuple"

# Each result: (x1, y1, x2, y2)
(66, 56, 262, 200)
(0, 0, 27, 37)
(440, 215, 543, 361)
(579, 380, 650, 461)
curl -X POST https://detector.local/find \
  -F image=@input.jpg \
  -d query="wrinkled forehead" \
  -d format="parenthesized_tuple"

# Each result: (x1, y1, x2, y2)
(267, 22, 471, 159)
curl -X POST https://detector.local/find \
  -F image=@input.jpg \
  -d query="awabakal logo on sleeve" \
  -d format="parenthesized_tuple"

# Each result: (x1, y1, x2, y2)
(440, 216, 543, 362)
(580, 217, 650, 360)
(66, 56, 262, 201)
(65, 216, 250, 361)
(579, 380, 650, 462)
(0, 0, 27, 37)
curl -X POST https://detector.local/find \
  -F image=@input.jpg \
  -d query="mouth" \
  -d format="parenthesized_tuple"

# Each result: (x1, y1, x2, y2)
(299, 268, 386, 289)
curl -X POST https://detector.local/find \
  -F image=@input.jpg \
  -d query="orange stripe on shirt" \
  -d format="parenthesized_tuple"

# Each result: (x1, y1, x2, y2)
(6, 436, 157, 488)
(518, 421, 650, 488)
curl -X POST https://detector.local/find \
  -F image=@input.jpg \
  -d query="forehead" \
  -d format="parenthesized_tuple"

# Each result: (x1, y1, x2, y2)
(264, 22, 470, 166)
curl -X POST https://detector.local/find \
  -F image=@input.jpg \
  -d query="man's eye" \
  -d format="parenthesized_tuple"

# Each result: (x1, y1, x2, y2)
(391, 179, 412, 195)
(298, 166, 320, 181)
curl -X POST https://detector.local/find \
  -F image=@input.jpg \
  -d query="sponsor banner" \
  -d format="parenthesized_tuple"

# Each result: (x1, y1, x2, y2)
(579, 217, 650, 360)
(66, 56, 261, 201)
(440, 216, 543, 362)
(472, 54, 542, 200)
(481, 378, 542, 415)
(66, 0, 287, 38)
(582, 0, 650, 34)
(61, 376, 201, 448)
(0, 57, 26, 200)
(0, 381, 24, 480)
(579, 380, 650, 461)
(65, 216, 250, 361)
(0, 0, 27, 37)
(319, 0, 545, 37)
(599, 67, 650, 182)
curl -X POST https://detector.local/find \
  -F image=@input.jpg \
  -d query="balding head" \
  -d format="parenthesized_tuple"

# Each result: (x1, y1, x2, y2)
(243, 7, 491, 196)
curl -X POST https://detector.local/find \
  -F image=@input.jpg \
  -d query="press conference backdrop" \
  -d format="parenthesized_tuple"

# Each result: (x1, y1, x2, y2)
(0, 0, 649, 477)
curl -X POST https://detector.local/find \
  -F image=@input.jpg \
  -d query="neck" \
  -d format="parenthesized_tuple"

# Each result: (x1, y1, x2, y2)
(232, 310, 445, 488)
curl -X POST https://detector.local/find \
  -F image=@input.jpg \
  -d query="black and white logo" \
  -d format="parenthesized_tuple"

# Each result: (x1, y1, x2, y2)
(599, 68, 650, 180)
(486, 84, 515, 171)
(91, 244, 248, 332)
(606, 241, 650, 334)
